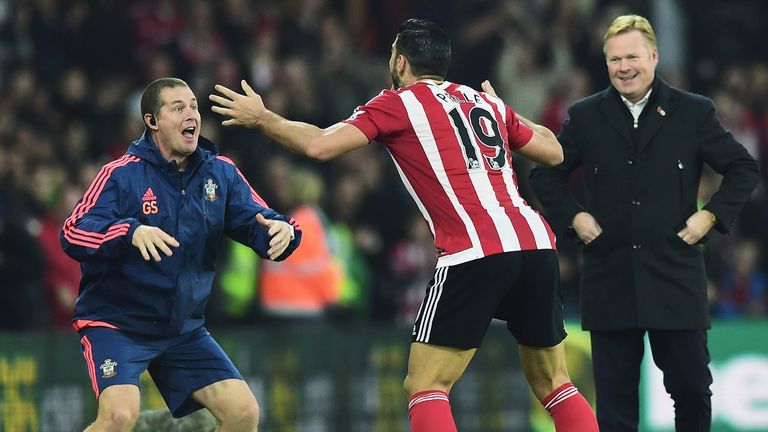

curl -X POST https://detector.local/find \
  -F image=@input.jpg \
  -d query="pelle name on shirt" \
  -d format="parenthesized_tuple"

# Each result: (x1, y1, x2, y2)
(435, 90, 483, 105)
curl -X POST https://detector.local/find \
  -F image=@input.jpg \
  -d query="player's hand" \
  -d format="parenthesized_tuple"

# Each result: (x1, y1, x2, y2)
(481, 80, 498, 97)
(209, 80, 265, 128)
(572, 212, 602, 244)
(256, 213, 294, 260)
(131, 225, 180, 262)
(678, 209, 716, 245)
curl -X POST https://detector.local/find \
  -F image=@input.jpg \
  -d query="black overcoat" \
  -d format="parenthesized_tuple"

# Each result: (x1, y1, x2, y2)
(530, 79, 759, 331)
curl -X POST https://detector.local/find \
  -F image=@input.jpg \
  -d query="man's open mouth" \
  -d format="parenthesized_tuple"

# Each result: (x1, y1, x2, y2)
(182, 126, 196, 138)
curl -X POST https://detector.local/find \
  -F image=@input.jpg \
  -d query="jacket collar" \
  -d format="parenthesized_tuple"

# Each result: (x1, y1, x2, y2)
(127, 131, 219, 173)
(598, 76, 676, 153)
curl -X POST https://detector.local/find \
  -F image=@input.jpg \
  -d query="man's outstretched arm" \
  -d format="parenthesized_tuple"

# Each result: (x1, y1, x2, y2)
(210, 80, 369, 161)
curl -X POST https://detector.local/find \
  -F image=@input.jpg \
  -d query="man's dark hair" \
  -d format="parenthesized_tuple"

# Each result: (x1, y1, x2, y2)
(140, 77, 189, 119)
(395, 19, 451, 79)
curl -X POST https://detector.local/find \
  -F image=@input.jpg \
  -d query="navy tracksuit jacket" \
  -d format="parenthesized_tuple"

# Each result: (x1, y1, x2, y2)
(61, 132, 301, 336)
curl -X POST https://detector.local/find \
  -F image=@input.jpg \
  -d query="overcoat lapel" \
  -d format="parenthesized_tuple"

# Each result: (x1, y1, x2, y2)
(598, 88, 632, 148)
(636, 82, 676, 153)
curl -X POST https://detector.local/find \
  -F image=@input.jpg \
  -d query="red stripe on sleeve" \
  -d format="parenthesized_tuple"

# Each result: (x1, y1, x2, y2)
(63, 157, 139, 248)
(216, 155, 270, 207)
(68, 156, 138, 222)
(63, 231, 101, 249)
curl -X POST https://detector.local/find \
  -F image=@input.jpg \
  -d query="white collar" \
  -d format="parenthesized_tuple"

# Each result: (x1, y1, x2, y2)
(621, 88, 652, 127)
(418, 78, 449, 89)
(620, 88, 653, 108)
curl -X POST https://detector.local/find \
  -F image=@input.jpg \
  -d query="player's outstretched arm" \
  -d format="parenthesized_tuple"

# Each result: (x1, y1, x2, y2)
(209, 80, 369, 161)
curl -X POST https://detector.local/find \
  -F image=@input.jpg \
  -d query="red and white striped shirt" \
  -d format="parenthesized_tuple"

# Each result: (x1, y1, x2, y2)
(344, 80, 556, 267)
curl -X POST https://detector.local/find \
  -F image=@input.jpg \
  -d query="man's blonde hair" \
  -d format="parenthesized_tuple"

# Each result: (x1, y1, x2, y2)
(603, 15, 657, 53)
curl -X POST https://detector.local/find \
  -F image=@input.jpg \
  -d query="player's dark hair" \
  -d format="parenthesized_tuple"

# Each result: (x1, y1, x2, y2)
(140, 77, 189, 121)
(395, 19, 451, 79)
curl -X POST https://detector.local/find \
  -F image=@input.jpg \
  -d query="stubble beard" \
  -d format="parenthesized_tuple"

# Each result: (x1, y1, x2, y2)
(391, 69, 402, 90)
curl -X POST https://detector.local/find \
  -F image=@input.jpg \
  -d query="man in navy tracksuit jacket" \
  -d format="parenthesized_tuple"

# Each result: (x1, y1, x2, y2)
(61, 77, 300, 432)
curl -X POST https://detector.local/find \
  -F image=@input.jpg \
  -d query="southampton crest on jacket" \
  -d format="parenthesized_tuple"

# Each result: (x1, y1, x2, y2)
(204, 178, 218, 201)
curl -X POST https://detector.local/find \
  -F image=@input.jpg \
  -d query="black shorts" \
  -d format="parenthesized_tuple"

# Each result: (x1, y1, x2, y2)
(411, 249, 566, 349)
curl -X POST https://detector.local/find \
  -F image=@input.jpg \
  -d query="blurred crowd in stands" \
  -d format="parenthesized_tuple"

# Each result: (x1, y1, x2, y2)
(0, 0, 766, 331)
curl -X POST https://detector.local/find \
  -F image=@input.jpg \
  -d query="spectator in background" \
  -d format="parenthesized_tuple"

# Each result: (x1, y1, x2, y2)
(54, 67, 91, 120)
(0, 209, 46, 330)
(493, 1, 573, 121)
(538, 68, 590, 135)
(387, 211, 437, 325)
(178, 0, 226, 88)
(61, 77, 301, 431)
(275, 56, 321, 123)
(259, 166, 344, 320)
(327, 146, 398, 320)
(324, 172, 373, 319)
(315, 12, 387, 125)
(712, 239, 767, 318)
(211, 18, 598, 432)
(129, 0, 184, 56)
(211, 238, 262, 324)
(213, 0, 258, 62)
(34, 165, 82, 329)
(530, 15, 760, 431)
(0, 144, 47, 329)
(750, 63, 768, 183)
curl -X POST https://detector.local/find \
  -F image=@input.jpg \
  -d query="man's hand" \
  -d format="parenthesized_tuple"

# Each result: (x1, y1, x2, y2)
(481, 79, 498, 97)
(256, 213, 294, 260)
(209, 80, 266, 128)
(131, 225, 180, 261)
(678, 209, 717, 245)
(572, 212, 603, 244)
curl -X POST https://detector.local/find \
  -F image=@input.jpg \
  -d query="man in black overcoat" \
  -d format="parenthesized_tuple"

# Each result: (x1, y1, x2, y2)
(530, 14, 760, 432)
